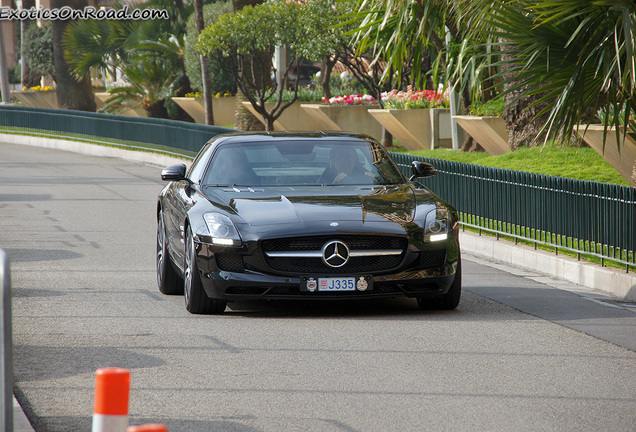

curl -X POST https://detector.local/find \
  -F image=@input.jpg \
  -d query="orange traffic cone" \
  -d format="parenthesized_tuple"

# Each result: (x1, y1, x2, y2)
(127, 425, 168, 432)
(92, 368, 130, 432)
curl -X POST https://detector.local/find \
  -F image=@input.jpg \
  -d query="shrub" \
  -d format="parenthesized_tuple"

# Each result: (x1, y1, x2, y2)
(469, 98, 505, 116)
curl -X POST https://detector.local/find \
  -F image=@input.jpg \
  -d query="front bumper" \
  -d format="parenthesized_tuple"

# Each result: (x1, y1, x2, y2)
(193, 239, 460, 301)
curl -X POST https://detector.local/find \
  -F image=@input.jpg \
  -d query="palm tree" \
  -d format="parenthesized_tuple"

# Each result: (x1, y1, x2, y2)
(51, 0, 96, 111)
(481, 0, 636, 145)
(352, 0, 554, 149)
(357, 0, 635, 150)
(63, 0, 194, 120)
(104, 56, 181, 118)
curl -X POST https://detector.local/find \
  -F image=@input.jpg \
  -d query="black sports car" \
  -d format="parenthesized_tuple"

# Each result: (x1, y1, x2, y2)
(157, 131, 461, 314)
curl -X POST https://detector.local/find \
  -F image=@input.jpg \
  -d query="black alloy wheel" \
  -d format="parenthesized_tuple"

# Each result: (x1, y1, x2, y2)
(184, 227, 226, 314)
(157, 209, 183, 295)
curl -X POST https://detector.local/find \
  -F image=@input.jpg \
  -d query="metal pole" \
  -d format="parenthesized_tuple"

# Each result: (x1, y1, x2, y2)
(0, 18, 11, 104)
(445, 28, 460, 150)
(274, 45, 287, 92)
(0, 248, 13, 432)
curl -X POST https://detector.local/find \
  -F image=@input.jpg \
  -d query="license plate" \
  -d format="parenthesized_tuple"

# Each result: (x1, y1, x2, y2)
(318, 277, 356, 292)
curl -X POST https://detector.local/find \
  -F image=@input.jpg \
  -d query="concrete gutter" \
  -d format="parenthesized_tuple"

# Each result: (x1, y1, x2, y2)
(2, 132, 634, 302)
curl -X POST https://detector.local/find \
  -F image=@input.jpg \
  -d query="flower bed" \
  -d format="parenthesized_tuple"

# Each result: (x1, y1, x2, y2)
(382, 86, 448, 110)
(322, 94, 376, 105)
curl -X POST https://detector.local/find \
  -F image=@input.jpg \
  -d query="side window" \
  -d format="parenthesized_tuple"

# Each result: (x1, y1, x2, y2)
(187, 143, 213, 183)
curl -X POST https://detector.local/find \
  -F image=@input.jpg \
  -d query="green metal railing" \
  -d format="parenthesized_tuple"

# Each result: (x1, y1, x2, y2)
(391, 153, 636, 271)
(1, 105, 634, 271)
(0, 105, 232, 155)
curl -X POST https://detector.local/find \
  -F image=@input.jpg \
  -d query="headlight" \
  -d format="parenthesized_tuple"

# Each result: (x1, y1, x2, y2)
(203, 213, 241, 246)
(424, 208, 449, 242)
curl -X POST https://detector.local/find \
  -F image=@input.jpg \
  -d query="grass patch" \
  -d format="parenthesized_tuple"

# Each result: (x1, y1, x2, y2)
(391, 140, 630, 186)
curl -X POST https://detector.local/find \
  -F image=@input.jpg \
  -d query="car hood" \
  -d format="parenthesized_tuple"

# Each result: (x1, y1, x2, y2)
(202, 185, 428, 226)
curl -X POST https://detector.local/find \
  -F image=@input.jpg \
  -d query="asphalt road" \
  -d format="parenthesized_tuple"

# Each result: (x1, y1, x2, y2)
(2, 141, 636, 432)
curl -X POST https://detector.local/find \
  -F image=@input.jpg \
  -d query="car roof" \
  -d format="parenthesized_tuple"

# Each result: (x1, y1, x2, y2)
(207, 131, 377, 146)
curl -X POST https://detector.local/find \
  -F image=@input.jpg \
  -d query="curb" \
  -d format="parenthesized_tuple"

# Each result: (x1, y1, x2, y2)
(0, 133, 190, 167)
(459, 230, 636, 301)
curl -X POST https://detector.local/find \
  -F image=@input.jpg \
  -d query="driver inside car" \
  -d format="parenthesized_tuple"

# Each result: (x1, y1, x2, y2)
(321, 146, 375, 184)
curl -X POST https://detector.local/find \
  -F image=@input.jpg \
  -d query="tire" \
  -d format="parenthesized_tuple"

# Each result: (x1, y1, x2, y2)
(184, 228, 226, 314)
(157, 209, 183, 295)
(418, 258, 462, 311)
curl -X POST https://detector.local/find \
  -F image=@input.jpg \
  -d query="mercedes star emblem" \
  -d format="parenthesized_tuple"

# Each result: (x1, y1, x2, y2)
(321, 240, 350, 268)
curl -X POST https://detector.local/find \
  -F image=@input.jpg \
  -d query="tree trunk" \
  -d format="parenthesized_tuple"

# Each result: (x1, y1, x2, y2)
(320, 55, 336, 101)
(234, 90, 263, 131)
(51, 0, 95, 111)
(232, 0, 265, 131)
(501, 52, 550, 149)
(20, 0, 37, 87)
(143, 99, 169, 119)
(194, 0, 214, 125)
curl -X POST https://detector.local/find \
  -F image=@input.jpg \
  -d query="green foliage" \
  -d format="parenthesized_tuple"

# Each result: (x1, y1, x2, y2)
(270, 87, 324, 103)
(353, 0, 440, 87)
(314, 72, 365, 96)
(401, 141, 630, 186)
(23, 22, 54, 78)
(63, 0, 194, 119)
(469, 98, 504, 116)
(184, 1, 235, 94)
(63, 18, 135, 79)
(481, 0, 636, 139)
(102, 55, 181, 117)
(196, 0, 349, 129)
(597, 105, 636, 128)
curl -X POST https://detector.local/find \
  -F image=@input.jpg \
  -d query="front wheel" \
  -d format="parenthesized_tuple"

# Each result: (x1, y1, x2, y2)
(418, 258, 461, 311)
(157, 209, 182, 295)
(184, 228, 226, 314)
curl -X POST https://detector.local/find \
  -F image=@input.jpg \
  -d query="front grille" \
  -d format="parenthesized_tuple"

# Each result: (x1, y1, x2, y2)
(420, 249, 446, 269)
(263, 235, 406, 275)
(263, 236, 405, 252)
(216, 254, 245, 272)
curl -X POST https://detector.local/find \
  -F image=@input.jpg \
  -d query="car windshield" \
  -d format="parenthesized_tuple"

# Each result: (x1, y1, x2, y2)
(202, 140, 405, 187)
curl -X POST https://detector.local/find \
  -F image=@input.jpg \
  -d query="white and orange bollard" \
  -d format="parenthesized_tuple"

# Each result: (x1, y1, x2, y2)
(92, 367, 130, 432)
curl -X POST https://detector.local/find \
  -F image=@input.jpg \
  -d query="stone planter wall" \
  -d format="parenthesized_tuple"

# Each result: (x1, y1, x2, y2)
(173, 97, 236, 127)
(11, 90, 58, 109)
(241, 101, 323, 131)
(301, 104, 384, 142)
(94, 92, 147, 117)
(577, 125, 636, 186)
(453, 115, 509, 155)
(368, 108, 452, 150)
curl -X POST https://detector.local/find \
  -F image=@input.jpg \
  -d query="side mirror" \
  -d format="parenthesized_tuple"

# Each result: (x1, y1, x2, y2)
(410, 161, 437, 180)
(161, 164, 188, 182)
